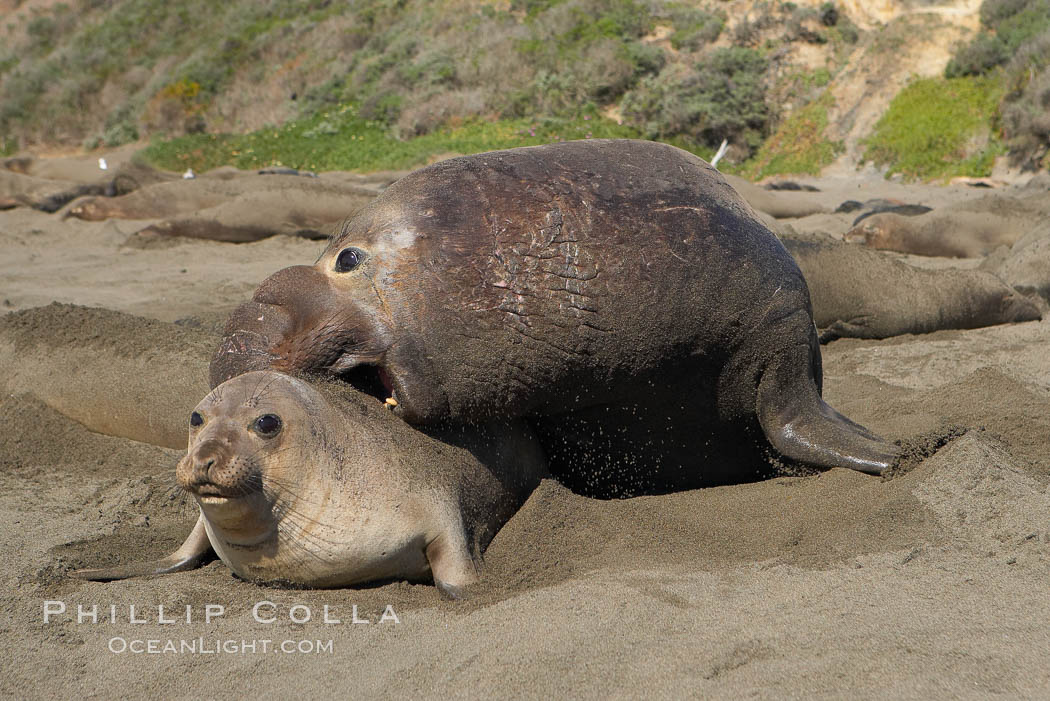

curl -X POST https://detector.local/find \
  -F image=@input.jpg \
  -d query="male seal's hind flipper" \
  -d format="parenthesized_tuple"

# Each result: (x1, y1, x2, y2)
(756, 352, 899, 475)
(73, 513, 214, 581)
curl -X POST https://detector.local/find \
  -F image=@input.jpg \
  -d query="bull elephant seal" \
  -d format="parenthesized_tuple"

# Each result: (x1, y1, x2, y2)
(212, 139, 899, 475)
(75, 370, 545, 596)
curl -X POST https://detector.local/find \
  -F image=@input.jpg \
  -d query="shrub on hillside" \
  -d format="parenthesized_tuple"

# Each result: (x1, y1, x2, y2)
(981, 0, 1050, 45)
(396, 89, 486, 137)
(945, 34, 1009, 77)
(1001, 72, 1050, 168)
(947, 0, 1050, 77)
(507, 0, 656, 112)
(516, 37, 646, 113)
(1001, 34, 1050, 167)
(946, 0, 1050, 166)
(621, 46, 771, 155)
(667, 7, 724, 51)
(318, 0, 659, 131)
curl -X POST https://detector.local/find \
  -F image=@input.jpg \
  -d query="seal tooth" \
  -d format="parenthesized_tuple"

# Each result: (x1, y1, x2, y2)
(385, 397, 398, 409)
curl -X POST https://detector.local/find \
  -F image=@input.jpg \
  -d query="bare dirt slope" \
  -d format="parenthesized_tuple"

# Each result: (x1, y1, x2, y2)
(824, 2, 982, 171)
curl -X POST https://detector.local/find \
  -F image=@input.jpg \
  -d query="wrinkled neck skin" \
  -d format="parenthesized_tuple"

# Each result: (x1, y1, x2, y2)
(197, 454, 434, 588)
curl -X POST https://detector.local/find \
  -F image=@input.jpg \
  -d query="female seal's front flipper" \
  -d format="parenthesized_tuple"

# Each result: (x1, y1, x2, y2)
(425, 525, 480, 600)
(72, 513, 214, 581)
(756, 350, 900, 475)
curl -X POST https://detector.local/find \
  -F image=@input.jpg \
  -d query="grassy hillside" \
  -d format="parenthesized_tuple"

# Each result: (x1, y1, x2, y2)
(862, 75, 1005, 180)
(944, 0, 1050, 170)
(141, 106, 643, 172)
(0, 0, 856, 170)
(2, 1, 1047, 179)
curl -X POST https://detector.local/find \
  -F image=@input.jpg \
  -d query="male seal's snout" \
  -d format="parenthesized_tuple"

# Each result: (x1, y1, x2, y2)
(210, 264, 363, 389)
(251, 264, 361, 355)
(212, 261, 407, 409)
(251, 264, 329, 307)
(209, 299, 295, 388)
(209, 265, 329, 389)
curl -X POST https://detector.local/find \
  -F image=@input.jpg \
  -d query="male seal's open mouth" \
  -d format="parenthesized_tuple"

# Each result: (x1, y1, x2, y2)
(331, 355, 403, 412)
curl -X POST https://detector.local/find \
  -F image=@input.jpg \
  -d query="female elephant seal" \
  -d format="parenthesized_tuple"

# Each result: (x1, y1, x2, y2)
(212, 139, 899, 475)
(75, 370, 545, 596)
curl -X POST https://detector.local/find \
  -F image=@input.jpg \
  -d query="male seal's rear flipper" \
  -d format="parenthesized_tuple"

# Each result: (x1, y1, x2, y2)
(425, 527, 479, 600)
(73, 513, 214, 581)
(756, 353, 899, 475)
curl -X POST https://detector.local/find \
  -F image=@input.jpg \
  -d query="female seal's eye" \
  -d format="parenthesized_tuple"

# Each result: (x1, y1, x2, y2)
(190, 411, 203, 427)
(334, 247, 365, 273)
(252, 414, 282, 437)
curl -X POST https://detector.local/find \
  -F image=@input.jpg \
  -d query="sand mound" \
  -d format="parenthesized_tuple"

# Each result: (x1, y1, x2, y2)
(0, 304, 215, 448)
(914, 432, 1050, 555)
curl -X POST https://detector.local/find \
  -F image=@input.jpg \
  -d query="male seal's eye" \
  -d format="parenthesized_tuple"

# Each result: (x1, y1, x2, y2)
(334, 247, 365, 273)
(190, 411, 203, 427)
(252, 414, 282, 437)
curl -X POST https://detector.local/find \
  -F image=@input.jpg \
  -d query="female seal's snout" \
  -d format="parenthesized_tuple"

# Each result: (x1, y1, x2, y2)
(177, 439, 242, 497)
(844, 223, 874, 245)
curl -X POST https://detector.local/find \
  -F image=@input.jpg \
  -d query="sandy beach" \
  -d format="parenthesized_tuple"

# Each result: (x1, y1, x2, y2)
(2, 158, 1050, 699)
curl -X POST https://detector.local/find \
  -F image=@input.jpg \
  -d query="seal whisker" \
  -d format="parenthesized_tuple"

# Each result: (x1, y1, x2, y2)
(261, 486, 359, 540)
(265, 498, 362, 555)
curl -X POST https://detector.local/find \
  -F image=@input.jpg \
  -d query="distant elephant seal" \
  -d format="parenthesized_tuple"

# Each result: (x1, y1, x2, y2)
(782, 235, 1042, 341)
(845, 209, 1033, 258)
(62, 196, 133, 221)
(129, 188, 372, 243)
(982, 223, 1050, 305)
(75, 371, 545, 596)
(0, 169, 105, 212)
(851, 203, 931, 226)
(212, 139, 898, 475)
(62, 175, 380, 225)
(723, 173, 827, 218)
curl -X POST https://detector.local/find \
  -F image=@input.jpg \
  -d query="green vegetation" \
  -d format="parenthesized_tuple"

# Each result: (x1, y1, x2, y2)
(862, 75, 1006, 180)
(20, 0, 999, 178)
(141, 104, 642, 172)
(666, 6, 725, 51)
(0, 0, 343, 146)
(3, 0, 825, 163)
(945, 0, 1050, 168)
(946, 0, 1050, 77)
(743, 92, 841, 179)
(621, 46, 772, 154)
